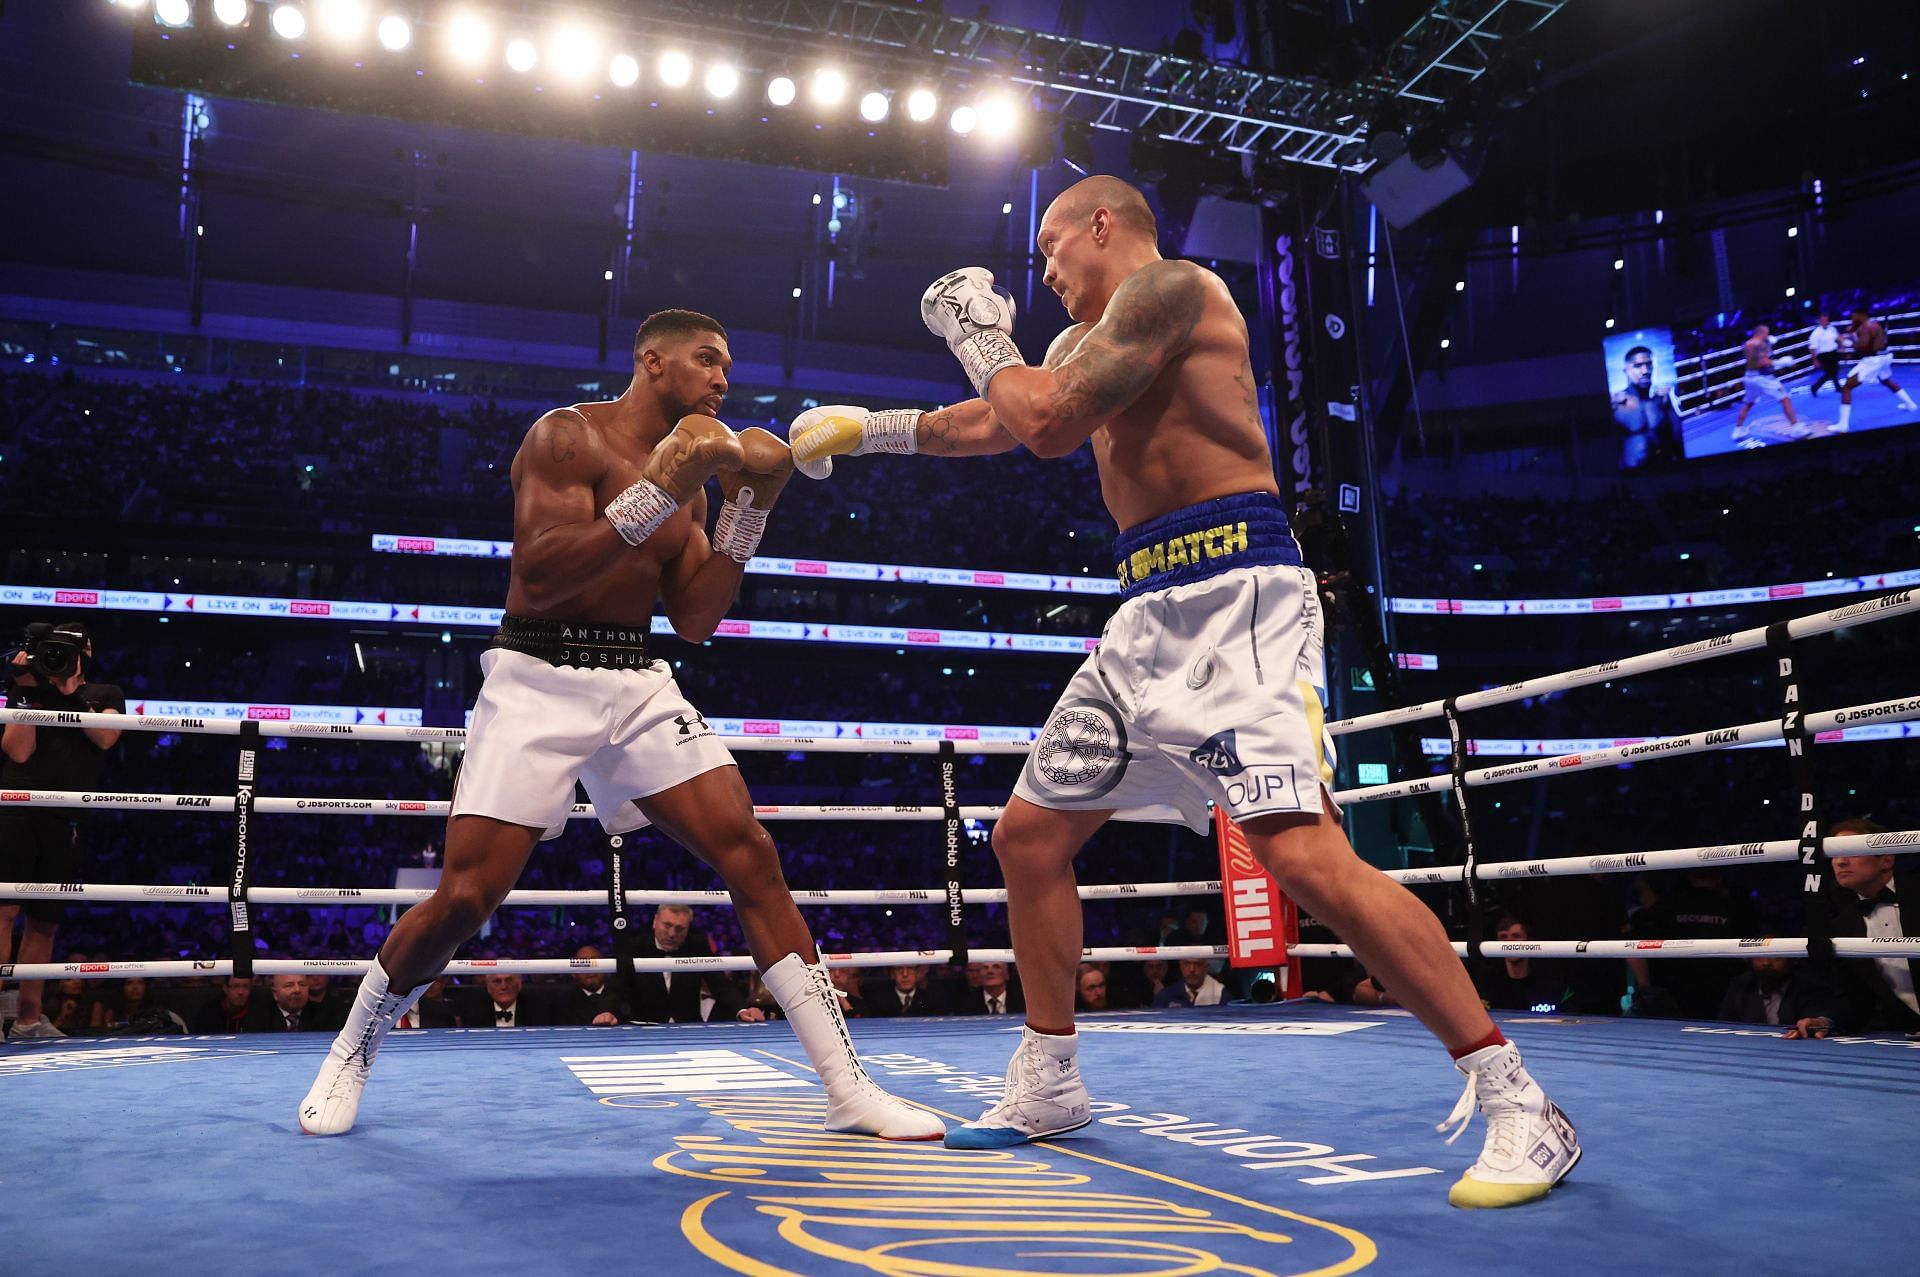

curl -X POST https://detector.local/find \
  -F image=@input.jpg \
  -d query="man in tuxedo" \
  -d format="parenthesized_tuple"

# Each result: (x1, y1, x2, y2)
(1718, 951, 1832, 1027)
(869, 964, 943, 1017)
(248, 974, 315, 1033)
(627, 905, 763, 1024)
(470, 972, 550, 1028)
(554, 945, 629, 1026)
(1789, 819, 1919, 1038)
(955, 962, 1024, 1017)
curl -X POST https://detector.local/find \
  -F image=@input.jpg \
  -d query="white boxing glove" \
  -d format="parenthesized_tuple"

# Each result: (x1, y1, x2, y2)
(787, 404, 921, 480)
(920, 267, 1023, 396)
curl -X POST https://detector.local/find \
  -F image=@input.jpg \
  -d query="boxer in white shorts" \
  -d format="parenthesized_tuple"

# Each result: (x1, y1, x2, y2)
(1837, 306, 1917, 432)
(1013, 495, 1334, 834)
(1731, 324, 1802, 442)
(793, 175, 1579, 1208)
(298, 309, 939, 1144)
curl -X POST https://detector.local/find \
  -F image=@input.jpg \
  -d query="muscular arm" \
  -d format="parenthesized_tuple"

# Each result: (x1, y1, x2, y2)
(911, 328, 1091, 457)
(985, 260, 1208, 458)
(510, 409, 632, 613)
(656, 489, 745, 641)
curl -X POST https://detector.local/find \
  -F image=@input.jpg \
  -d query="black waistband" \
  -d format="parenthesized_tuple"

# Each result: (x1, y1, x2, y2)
(491, 614, 653, 670)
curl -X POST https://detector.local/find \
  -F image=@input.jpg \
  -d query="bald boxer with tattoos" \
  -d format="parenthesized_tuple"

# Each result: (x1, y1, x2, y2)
(791, 177, 1578, 1207)
(300, 309, 939, 1143)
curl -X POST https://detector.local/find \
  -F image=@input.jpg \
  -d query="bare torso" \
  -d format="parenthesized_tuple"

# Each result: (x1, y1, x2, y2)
(1855, 320, 1888, 356)
(1745, 335, 1772, 370)
(1052, 268, 1278, 531)
(502, 399, 695, 623)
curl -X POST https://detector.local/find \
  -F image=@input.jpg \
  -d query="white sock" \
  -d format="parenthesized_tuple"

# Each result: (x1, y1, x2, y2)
(1897, 389, 1917, 408)
(1838, 403, 1852, 429)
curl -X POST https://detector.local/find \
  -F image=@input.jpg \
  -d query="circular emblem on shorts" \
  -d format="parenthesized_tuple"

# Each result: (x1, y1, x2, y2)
(1029, 698, 1128, 800)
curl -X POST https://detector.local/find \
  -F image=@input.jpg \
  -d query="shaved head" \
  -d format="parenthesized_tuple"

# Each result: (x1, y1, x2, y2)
(1046, 175, 1157, 241)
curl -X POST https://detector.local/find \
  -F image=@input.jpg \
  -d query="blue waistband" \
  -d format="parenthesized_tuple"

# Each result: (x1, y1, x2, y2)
(1113, 492, 1301, 601)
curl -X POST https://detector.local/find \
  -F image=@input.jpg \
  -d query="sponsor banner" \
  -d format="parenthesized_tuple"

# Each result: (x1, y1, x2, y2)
(372, 533, 1124, 596)
(127, 699, 423, 726)
(1213, 815, 1295, 981)
(1386, 569, 1920, 618)
(1416, 724, 1920, 756)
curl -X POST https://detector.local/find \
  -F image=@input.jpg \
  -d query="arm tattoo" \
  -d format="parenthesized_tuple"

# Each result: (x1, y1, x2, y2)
(548, 419, 577, 463)
(1049, 262, 1205, 423)
(921, 407, 963, 456)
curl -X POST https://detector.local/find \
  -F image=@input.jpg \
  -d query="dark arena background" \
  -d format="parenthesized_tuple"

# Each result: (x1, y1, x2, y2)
(3, 3, 1918, 1274)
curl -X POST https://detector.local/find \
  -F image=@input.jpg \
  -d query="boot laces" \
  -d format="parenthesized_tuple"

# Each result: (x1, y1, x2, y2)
(1437, 1062, 1527, 1165)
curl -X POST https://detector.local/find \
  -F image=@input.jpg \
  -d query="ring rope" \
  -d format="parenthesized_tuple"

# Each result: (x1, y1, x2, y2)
(0, 879, 1231, 907)
(1, 945, 1227, 982)
(10, 935, 1918, 984)
(7, 833, 1912, 908)
(3, 591, 1912, 748)
(6, 692, 1911, 817)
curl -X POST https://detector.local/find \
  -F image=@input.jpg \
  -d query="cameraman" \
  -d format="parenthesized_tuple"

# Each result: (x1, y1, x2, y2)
(1, 621, 123, 1038)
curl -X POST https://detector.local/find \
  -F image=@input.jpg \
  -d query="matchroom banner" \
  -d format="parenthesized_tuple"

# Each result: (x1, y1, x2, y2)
(1213, 814, 1302, 995)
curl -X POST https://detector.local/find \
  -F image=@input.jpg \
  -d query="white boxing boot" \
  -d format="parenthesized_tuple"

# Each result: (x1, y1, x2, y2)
(762, 954, 945, 1141)
(1439, 1041, 1581, 1208)
(945, 1026, 1091, 1150)
(297, 959, 427, 1136)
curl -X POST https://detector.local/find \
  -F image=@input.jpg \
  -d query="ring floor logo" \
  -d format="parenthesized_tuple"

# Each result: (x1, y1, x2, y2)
(0, 1043, 275, 1078)
(573, 1045, 1388, 1275)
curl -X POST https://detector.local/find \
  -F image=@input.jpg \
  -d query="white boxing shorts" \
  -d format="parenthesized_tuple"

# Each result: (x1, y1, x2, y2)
(1851, 351, 1894, 385)
(1014, 492, 1335, 834)
(1741, 370, 1786, 404)
(451, 647, 735, 839)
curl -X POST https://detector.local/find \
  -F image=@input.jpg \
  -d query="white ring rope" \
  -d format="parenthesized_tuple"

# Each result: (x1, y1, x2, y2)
(0, 878, 1230, 907)
(1331, 588, 1918, 735)
(0, 946, 1227, 982)
(0, 793, 1009, 821)
(6, 834, 1916, 908)
(1330, 693, 1920, 806)
(5, 692, 1912, 818)
(10, 935, 1918, 983)
(2, 590, 1913, 747)
(2, 594, 1912, 983)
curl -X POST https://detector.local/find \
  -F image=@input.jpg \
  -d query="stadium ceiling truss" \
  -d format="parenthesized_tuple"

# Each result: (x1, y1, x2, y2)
(612, 0, 1567, 171)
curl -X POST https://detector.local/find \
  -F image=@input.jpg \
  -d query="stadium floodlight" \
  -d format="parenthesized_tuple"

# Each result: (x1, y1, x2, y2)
(270, 5, 307, 40)
(859, 91, 889, 122)
(315, 0, 368, 43)
(446, 12, 490, 66)
(767, 75, 796, 107)
(608, 54, 639, 88)
(659, 50, 692, 88)
(154, 0, 193, 27)
(376, 15, 411, 52)
(977, 92, 1019, 139)
(212, 0, 250, 26)
(548, 24, 600, 79)
(906, 88, 937, 122)
(705, 62, 740, 99)
(810, 67, 848, 106)
(504, 36, 537, 74)
(949, 104, 978, 136)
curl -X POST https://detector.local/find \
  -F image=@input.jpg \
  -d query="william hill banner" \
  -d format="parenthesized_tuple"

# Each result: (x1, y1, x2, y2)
(1215, 814, 1302, 990)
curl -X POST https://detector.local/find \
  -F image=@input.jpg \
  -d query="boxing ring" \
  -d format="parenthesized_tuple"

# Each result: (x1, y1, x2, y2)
(4, 588, 1919, 1275)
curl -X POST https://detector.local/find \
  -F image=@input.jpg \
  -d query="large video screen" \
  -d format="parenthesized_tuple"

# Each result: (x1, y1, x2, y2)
(1603, 328, 1682, 470)
(1650, 310, 1916, 462)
